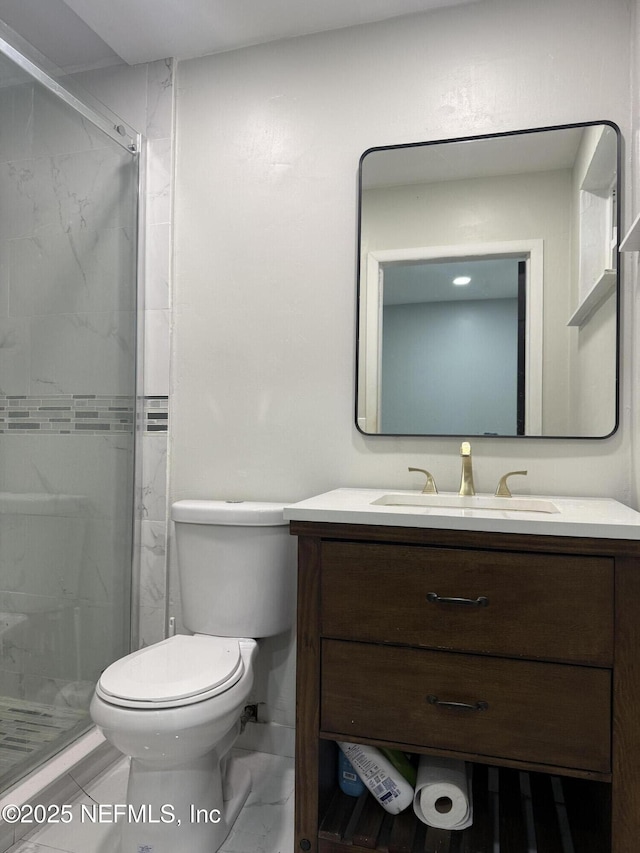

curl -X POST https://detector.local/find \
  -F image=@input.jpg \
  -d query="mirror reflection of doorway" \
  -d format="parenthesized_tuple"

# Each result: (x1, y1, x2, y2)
(380, 256, 526, 435)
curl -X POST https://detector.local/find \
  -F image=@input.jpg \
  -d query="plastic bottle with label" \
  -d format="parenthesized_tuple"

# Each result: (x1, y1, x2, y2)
(338, 749, 366, 796)
(337, 742, 414, 814)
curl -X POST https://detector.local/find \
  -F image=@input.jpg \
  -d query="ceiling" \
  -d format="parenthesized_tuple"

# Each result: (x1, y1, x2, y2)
(0, 0, 476, 71)
(383, 258, 522, 305)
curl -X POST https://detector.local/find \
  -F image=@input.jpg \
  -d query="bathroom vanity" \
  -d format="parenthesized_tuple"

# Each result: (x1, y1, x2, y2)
(285, 489, 640, 853)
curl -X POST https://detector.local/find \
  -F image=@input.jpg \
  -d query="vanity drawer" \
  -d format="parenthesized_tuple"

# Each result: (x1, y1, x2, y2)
(321, 639, 611, 773)
(321, 542, 613, 665)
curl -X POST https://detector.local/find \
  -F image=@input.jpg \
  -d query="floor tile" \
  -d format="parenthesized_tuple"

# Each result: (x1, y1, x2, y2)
(6, 750, 294, 853)
(220, 751, 295, 853)
(15, 801, 119, 853)
(9, 843, 75, 853)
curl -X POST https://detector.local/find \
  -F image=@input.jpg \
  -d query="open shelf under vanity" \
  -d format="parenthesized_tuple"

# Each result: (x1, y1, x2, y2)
(318, 763, 610, 853)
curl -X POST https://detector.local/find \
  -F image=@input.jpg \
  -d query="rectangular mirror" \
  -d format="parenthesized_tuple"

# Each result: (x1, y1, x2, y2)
(356, 121, 620, 438)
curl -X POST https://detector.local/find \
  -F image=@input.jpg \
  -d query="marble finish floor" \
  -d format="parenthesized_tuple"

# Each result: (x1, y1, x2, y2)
(8, 749, 294, 853)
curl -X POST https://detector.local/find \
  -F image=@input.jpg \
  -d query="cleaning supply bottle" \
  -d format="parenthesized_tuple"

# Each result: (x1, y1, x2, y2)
(338, 748, 366, 796)
(379, 747, 418, 787)
(338, 742, 414, 814)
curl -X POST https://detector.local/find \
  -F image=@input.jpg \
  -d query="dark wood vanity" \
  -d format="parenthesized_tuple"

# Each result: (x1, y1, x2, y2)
(291, 519, 640, 853)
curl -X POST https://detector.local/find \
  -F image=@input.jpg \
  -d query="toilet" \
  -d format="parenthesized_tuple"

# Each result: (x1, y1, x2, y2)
(90, 500, 293, 853)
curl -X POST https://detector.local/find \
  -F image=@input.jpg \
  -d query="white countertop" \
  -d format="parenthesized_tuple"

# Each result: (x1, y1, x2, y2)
(283, 488, 640, 540)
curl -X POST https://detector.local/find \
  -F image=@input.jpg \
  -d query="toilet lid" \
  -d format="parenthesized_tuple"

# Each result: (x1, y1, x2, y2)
(97, 635, 244, 707)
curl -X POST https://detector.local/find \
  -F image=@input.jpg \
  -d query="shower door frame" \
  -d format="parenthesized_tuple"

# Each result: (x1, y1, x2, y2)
(0, 17, 145, 812)
(0, 21, 140, 155)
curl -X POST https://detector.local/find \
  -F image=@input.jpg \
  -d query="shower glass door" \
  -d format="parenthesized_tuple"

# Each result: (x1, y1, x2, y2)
(0, 46, 138, 790)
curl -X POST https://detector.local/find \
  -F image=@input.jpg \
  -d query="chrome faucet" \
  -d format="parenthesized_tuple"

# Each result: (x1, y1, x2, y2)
(459, 441, 475, 496)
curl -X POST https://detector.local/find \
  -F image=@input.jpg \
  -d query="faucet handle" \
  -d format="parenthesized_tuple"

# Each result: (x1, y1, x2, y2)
(495, 470, 528, 498)
(408, 467, 438, 495)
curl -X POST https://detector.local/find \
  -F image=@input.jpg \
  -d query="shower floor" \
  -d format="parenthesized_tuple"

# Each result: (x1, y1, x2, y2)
(0, 696, 87, 788)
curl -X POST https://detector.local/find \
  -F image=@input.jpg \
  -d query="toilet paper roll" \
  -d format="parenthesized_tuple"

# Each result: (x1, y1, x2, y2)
(412, 756, 473, 830)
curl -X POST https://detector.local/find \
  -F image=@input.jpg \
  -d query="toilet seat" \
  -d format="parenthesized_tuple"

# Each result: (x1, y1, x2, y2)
(95, 634, 245, 709)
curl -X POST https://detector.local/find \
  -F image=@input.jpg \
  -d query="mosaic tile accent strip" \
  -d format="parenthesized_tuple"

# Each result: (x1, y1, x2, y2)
(144, 396, 169, 433)
(0, 395, 135, 435)
(0, 696, 87, 777)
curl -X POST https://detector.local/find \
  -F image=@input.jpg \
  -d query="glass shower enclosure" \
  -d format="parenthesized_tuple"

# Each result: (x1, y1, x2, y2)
(0, 39, 138, 790)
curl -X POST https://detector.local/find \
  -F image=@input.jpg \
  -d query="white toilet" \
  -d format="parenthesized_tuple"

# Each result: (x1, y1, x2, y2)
(90, 500, 293, 853)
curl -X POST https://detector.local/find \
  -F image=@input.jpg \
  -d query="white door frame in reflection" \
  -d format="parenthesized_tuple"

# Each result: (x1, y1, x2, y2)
(358, 240, 543, 435)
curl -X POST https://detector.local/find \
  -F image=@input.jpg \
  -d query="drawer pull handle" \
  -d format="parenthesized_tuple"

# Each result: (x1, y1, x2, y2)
(426, 592, 489, 608)
(427, 694, 489, 712)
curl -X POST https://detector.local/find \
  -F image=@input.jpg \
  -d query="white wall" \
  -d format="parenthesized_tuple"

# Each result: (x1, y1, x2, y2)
(172, 0, 633, 730)
(173, 0, 632, 504)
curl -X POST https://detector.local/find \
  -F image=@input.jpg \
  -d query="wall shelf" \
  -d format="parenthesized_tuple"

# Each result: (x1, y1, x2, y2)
(620, 211, 640, 251)
(567, 270, 616, 327)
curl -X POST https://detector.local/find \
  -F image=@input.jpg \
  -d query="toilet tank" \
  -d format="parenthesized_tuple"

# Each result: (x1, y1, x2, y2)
(171, 500, 294, 638)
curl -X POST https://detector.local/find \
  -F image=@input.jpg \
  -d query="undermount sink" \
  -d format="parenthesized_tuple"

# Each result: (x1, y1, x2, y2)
(371, 493, 560, 514)
(284, 488, 640, 538)
(284, 488, 640, 539)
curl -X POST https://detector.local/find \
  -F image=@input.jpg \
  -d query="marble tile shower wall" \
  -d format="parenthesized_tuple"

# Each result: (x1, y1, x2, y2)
(73, 59, 174, 650)
(0, 61, 174, 706)
(0, 78, 138, 701)
(138, 62, 172, 649)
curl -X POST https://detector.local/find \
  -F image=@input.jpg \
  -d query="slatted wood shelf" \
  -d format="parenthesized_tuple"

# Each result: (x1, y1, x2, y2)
(318, 765, 610, 853)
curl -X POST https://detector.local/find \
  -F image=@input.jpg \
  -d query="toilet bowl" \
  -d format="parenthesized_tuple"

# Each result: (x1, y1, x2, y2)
(90, 635, 258, 853)
(90, 500, 293, 853)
